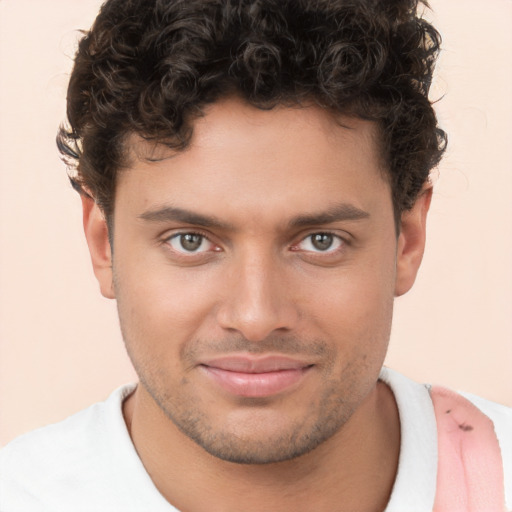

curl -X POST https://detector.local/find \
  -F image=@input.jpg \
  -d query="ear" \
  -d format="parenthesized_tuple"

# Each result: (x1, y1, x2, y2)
(81, 195, 115, 299)
(395, 186, 432, 297)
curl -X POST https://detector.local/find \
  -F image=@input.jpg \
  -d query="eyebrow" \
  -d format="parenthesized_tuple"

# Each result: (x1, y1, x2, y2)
(139, 206, 235, 230)
(139, 202, 370, 231)
(288, 203, 370, 228)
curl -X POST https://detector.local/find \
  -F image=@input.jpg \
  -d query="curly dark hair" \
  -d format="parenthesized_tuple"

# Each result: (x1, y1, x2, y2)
(58, 0, 447, 226)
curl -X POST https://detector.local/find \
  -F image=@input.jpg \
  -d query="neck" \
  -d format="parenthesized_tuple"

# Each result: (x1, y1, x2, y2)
(123, 380, 400, 512)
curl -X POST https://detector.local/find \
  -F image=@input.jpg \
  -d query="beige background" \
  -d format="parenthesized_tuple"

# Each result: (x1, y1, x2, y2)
(0, 0, 511, 447)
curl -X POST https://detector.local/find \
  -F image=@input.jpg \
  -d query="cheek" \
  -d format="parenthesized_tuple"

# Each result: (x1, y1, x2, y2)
(112, 251, 221, 358)
(302, 253, 396, 366)
(309, 257, 395, 325)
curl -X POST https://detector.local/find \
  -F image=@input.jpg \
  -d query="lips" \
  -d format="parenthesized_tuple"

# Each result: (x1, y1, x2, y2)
(199, 355, 313, 398)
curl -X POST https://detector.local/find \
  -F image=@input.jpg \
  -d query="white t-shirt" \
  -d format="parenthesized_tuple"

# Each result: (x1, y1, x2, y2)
(1, 368, 510, 512)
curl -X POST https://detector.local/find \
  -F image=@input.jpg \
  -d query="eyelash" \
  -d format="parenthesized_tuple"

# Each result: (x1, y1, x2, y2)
(162, 231, 348, 258)
(291, 232, 345, 254)
(164, 231, 220, 255)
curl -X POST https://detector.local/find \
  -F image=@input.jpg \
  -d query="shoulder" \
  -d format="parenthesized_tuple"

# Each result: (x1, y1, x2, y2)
(381, 366, 511, 432)
(459, 390, 512, 428)
(0, 384, 136, 509)
(431, 387, 511, 472)
(381, 367, 512, 509)
(460, 390, 512, 506)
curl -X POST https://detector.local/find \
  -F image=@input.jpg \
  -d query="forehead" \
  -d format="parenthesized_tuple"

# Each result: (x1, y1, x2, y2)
(129, 99, 383, 169)
(117, 99, 391, 225)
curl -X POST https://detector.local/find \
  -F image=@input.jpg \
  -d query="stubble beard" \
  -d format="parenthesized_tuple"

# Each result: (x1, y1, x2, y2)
(139, 372, 362, 465)
(115, 277, 389, 466)
(125, 333, 378, 465)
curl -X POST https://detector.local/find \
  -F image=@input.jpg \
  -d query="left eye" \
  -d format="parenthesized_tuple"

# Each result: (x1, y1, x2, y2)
(296, 233, 343, 253)
(167, 233, 215, 253)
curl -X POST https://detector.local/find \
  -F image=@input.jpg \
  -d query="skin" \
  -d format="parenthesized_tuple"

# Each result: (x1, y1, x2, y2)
(83, 97, 431, 511)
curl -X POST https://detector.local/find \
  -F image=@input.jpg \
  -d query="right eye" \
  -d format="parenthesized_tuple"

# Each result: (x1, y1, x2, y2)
(166, 233, 217, 254)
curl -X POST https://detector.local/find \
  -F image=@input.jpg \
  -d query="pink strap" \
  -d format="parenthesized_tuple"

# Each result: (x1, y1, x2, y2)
(431, 386, 506, 512)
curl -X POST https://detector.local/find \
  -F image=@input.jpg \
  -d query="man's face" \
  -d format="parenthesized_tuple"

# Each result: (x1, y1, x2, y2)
(108, 99, 401, 463)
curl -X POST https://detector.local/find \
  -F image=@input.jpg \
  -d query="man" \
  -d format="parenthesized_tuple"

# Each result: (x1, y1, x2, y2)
(0, 0, 510, 511)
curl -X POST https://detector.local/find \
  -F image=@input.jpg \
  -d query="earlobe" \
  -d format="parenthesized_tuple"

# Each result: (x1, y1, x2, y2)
(81, 195, 115, 299)
(395, 186, 432, 297)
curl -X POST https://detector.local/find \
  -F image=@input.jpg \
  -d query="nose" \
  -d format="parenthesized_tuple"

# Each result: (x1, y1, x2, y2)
(216, 252, 300, 342)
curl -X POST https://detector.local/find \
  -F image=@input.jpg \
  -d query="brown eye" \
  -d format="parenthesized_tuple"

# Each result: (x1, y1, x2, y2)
(168, 233, 213, 253)
(296, 233, 343, 253)
(180, 234, 202, 251)
(311, 233, 334, 251)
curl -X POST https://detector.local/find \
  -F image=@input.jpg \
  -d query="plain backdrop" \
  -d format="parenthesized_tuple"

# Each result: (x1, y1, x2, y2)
(0, 0, 511, 447)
